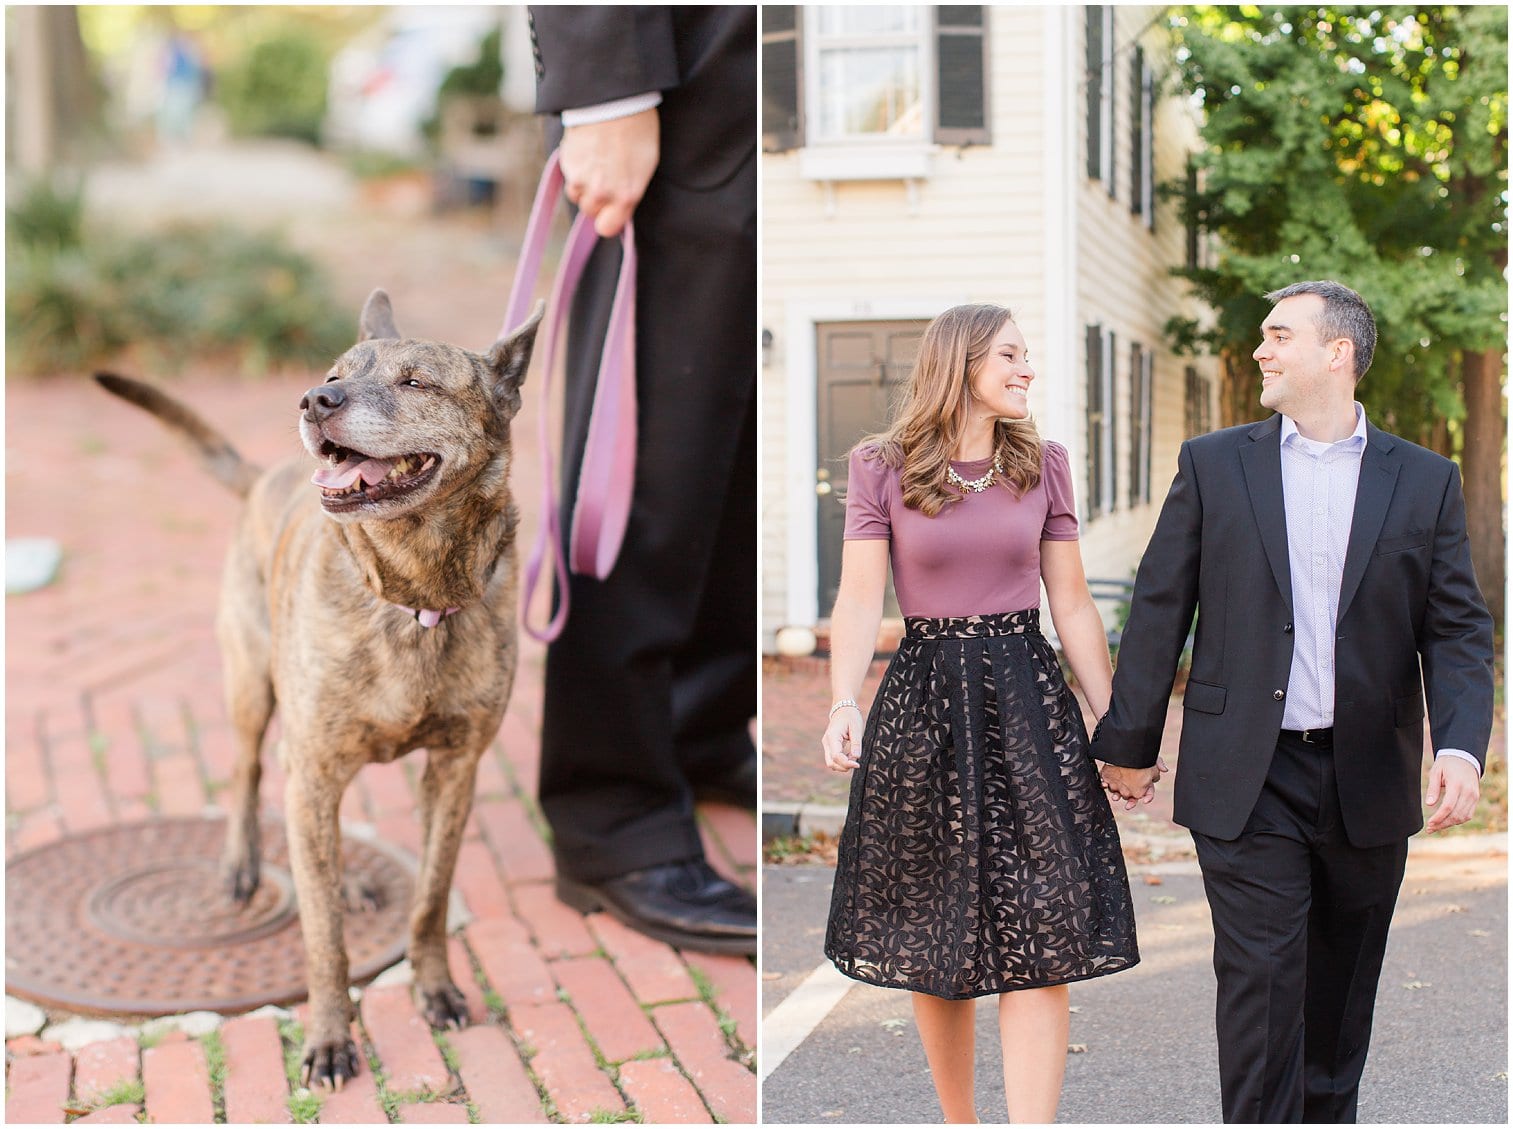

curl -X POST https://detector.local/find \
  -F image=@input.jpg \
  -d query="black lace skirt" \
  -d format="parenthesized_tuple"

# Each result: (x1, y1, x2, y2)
(825, 608, 1139, 999)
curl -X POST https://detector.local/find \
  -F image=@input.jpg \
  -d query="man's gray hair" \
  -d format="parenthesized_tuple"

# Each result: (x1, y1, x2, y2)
(1264, 280, 1377, 381)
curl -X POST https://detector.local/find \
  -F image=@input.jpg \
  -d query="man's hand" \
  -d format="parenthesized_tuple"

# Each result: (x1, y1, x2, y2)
(1423, 755, 1481, 833)
(1099, 758, 1169, 811)
(559, 108, 660, 238)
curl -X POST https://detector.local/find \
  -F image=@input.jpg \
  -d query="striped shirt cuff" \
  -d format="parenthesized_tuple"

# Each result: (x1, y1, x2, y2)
(561, 92, 663, 127)
(1435, 748, 1482, 776)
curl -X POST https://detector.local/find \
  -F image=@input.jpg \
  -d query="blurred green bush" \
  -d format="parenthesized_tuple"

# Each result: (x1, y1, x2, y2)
(6, 178, 352, 377)
(216, 30, 329, 145)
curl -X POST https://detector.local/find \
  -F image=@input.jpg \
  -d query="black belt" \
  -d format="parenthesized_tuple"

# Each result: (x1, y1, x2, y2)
(1281, 727, 1333, 746)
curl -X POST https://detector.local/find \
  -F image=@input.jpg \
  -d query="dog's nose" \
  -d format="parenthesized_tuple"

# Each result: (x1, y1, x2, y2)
(301, 384, 346, 423)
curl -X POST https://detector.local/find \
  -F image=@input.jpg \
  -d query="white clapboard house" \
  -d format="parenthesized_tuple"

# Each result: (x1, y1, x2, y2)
(761, 4, 1221, 652)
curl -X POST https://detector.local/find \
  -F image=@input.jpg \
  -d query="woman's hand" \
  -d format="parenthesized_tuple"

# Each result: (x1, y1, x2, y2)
(822, 705, 864, 772)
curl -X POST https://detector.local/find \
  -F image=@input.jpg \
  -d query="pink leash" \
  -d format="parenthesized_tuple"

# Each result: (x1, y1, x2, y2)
(502, 150, 638, 644)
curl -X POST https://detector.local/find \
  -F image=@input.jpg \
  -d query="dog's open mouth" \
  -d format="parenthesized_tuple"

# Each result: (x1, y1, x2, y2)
(311, 441, 441, 511)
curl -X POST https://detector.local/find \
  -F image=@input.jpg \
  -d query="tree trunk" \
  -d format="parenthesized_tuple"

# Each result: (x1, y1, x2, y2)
(1220, 348, 1254, 429)
(1460, 345, 1505, 629)
(8, 6, 96, 175)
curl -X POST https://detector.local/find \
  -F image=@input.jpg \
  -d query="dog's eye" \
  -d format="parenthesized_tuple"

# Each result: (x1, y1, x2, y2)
(324, 375, 339, 384)
(403, 378, 427, 390)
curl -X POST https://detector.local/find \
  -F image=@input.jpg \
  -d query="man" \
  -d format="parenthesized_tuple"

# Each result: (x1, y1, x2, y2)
(1094, 280, 1492, 1122)
(528, 8, 757, 954)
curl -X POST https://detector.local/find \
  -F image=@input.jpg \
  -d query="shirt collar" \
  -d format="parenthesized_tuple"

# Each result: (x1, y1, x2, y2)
(1281, 402, 1368, 453)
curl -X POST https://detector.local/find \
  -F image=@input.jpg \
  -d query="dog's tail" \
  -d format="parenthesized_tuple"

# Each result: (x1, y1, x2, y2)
(95, 372, 261, 499)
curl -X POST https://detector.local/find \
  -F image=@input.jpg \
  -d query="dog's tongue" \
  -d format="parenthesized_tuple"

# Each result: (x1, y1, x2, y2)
(311, 454, 394, 490)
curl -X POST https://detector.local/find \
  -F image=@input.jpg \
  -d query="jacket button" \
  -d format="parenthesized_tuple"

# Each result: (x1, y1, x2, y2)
(1283, 622, 1293, 633)
(1273, 689, 1286, 700)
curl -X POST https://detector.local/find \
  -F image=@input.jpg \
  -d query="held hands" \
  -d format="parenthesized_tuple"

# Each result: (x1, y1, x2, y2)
(822, 705, 864, 773)
(1423, 755, 1481, 833)
(559, 108, 660, 238)
(1099, 758, 1170, 811)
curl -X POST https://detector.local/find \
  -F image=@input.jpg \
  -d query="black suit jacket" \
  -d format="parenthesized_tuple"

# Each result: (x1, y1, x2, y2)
(528, 6, 757, 191)
(1094, 415, 1494, 848)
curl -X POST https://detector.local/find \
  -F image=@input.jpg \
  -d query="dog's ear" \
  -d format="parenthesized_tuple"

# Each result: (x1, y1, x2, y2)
(358, 289, 401, 342)
(486, 300, 545, 415)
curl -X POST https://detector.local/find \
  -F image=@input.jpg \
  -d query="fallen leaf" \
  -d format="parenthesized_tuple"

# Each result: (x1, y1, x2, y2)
(1469, 929, 1490, 938)
(1493, 1072, 1507, 1082)
(1068, 1006, 1082, 1014)
(823, 1111, 844, 1119)
(1444, 904, 1467, 914)
(1143, 875, 1164, 886)
(1151, 895, 1177, 904)
(762, 971, 784, 981)
(881, 1018, 908, 1031)
(847, 1047, 862, 1055)
(1402, 981, 1431, 990)
(1068, 1044, 1089, 1054)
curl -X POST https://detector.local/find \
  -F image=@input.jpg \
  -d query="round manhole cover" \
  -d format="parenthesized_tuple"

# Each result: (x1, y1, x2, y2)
(6, 817, 415, 1016)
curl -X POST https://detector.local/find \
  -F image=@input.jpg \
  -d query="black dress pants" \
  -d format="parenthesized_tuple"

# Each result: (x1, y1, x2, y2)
(1192, 732, 1409, 1123)
(540, 150, 757, 884)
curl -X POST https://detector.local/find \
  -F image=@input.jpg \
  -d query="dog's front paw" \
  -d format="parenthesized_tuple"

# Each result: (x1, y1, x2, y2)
(417, 982, 470, 1031)
(300, 1036, 360, 1091)
(221, 856, 261, 905)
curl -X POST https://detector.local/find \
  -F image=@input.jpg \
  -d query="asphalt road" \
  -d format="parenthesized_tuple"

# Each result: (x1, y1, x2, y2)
(761, 848, 1508, 1124)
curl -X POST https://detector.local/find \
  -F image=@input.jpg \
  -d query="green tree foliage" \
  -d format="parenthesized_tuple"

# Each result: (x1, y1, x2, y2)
(216, 29, 330, 144)
(1165, 5, 1507, 449)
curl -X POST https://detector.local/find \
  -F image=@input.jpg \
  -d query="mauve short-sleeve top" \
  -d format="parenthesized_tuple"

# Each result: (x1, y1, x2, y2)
(843, 440, 1079, 619)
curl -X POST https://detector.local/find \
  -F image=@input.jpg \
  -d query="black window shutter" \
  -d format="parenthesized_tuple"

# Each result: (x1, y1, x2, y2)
(1104, 9, 1115, 199)
(762, 6, 801, 152)
(1086, 323, 1103, 514)
(1085, 8, 1102, 179)
(1106, 330, 1118, 509)
(936, 7, 989, 145)
(1128, 343, 1142, 507)
(1185, 162, 1200, 267)
(1130, 46, 1144, 216)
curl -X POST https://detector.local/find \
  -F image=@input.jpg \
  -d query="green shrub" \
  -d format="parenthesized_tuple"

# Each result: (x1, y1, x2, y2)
(217, 31, 329, 144)
(422, 26, 503, 144)
(6, 181, 352, 376)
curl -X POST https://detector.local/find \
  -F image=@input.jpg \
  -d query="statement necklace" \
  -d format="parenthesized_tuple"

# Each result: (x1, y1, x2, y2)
(947, 455, 1003, 494)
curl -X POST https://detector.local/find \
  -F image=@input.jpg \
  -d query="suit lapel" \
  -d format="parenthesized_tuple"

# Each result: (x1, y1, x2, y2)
(1239, 416, 1292, 614)
(1338, 425, 1400, 622)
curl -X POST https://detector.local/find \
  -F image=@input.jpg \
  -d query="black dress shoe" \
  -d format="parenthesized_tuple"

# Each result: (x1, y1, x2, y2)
(691, 755, 757, 810)
(556, 860, 757, 955)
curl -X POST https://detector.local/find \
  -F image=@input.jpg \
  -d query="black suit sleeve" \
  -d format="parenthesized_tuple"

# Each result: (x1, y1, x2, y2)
(529, 6, 679, 112)
(1094, 440, 1204, 768)
(1420, 462, 1495, 768)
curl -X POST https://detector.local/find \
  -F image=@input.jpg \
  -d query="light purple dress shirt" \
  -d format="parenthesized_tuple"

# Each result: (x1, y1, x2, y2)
(1279, 404, 1477, 773)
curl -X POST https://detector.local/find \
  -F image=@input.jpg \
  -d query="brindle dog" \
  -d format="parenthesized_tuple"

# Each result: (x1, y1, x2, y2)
(97, 290, 544, 1088)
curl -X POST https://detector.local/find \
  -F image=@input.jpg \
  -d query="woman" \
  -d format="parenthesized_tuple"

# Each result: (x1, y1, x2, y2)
(821, 303, 1146, 1123)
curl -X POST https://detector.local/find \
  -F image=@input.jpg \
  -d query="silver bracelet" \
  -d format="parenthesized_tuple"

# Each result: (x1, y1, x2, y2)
(829, 698, 860, 717)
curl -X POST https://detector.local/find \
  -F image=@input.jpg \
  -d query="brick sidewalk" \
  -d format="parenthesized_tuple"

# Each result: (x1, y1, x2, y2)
(5, 205, 756, 1124)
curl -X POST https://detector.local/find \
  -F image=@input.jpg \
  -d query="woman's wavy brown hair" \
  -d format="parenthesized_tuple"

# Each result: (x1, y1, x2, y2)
(855, 303, 1043, 517)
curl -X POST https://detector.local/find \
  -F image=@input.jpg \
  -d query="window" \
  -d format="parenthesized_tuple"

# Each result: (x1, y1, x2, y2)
(1128, 343, 1153, 506)
(1130, 46, 1154, 229)
(809, 7, 929, 144)
(1185, 365, 1213, 438)
(762, 6, 988, 153)
(1086, 323, 1117, 517)
(1085, 6, 1115, 194)
(762, 6, 801, 152)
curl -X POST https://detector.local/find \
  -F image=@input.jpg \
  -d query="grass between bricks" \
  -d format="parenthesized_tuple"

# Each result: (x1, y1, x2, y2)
(434, 1030, 461, 1075)
(587, 1109, 644, 1124)
(279, 1020, 324, 1123)
(684, 965, 744, 1049)
(200, 1030, 227, 1123)
(86, 1078, 146, 1111)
